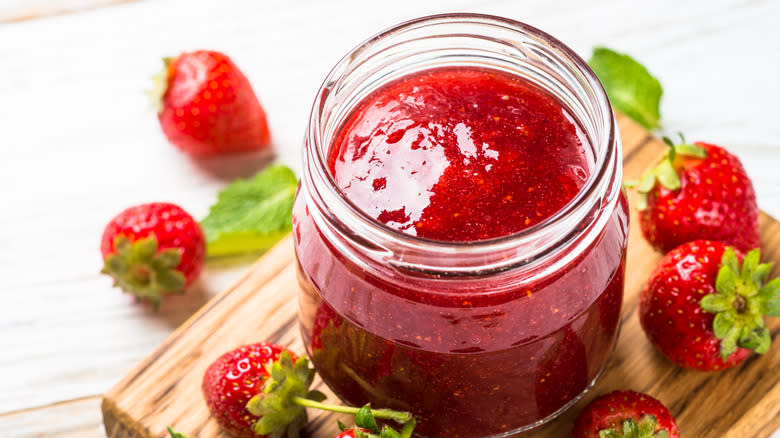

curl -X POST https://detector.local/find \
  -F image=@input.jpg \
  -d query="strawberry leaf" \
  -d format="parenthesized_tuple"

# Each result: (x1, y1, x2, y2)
(247, 351, 314, 438)
(722, 248, 740, 273)
(588, 47, 662, 130)
(638, 415, 656, 435)
(739, 326, 771, 354)
(741, 249, 761, 283)
(763, 277, 780, 317)
(754, 262, 773, 286)
(623, 418, 638, 436)
(631, 137, 705, 211)
(712, 312, 735, 340)
(101, 235, 186, 309)
(766, 299, 780, 317)
(167, 426, 190, 438)
(674, 143, 707, 158)
(380, 426, 401, 438)
(355, 405, 380, 433)
(720, 325, 741, 359)
(598, 415, 668, 438)
(201, 164, 297, 257)
(653, 160, 680, 191)
(244, 351, 416, 438)
(398, 420, 416, 438)
(700, 294, 730, 313)
(638, 171, 656, 193)
(714, 265, 737, 296)
(705, 247, 780, 359)
(354, 429, 372, 438)
(759, 278, 780, 300)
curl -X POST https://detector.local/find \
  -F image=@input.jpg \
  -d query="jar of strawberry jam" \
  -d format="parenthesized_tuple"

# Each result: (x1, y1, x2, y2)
(293, 14, 628, 438)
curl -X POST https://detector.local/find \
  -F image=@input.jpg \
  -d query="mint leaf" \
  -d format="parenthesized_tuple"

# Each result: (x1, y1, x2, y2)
(201, 164, 297, 257)
(588, 47, 663, 130)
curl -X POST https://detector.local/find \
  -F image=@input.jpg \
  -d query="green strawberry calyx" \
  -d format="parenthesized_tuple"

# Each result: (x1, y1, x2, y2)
(101, 235, 186, 310)
(148, 57, 174, 113)
(598, 415, 670, 438)
(247, 351, 416, 438)
(335, 407, 417, 438)
(628, 133, 707, 210)
(700, 247, 780, 360)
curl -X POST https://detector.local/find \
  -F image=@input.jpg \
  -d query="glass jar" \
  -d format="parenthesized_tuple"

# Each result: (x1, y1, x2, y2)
(293, 13, 628, 438)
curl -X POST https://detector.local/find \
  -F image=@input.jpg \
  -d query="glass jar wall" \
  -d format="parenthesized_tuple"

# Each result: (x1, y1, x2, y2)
(293, 14, 628, 438)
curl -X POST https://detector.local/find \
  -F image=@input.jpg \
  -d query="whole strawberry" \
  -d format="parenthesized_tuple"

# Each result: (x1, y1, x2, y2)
(202, 343, 415, 438)
(635, 136, 760, 253)
(573, 390, 679, 438)
(152, 50, 272, 155)
(202, 342, 293, 438)
(101, 202, 205, 308)
(639, 240, 779, 371)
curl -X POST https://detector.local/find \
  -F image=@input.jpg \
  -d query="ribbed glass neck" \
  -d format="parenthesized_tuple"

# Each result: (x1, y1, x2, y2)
(301, 13, 620, 276)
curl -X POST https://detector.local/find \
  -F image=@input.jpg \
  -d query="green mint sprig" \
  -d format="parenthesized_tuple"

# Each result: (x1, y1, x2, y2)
(201, 164, 297, 257)
(588, 47, 663, 130)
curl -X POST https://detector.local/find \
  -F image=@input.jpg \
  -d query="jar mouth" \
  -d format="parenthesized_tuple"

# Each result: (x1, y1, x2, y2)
(304, 13, 619, 273)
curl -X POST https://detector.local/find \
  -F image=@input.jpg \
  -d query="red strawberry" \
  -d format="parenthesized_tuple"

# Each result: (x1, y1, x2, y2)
(635, 137, 760, 253)
(100, 202, 205, 308)
(202, 342, 292, 438)
(572, 390, 679, 438)
(333, 429, 367, 438)
(152, 50, 272, 155)
(201, 343, 415, 438)
(639, 240, 779, 371)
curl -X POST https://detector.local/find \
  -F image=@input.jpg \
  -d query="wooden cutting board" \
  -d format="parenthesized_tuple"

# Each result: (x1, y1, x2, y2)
(102, 114, 780, 438)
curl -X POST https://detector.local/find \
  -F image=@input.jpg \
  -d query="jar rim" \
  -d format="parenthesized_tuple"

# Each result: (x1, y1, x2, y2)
(303, 13, 619, 272)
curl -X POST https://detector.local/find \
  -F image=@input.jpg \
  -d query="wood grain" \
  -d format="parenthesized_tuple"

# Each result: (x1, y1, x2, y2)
(2, 0, 780, 423)
(0, 396, 103, 437)
(101, 114, 780, 438)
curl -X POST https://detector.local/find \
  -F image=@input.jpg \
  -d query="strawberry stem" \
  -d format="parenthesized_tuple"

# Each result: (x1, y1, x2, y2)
(291, 397, 413, 424)
(630, 134, 706, 211)
(398, 418, 416, 438)
(246, 351, 417, 438)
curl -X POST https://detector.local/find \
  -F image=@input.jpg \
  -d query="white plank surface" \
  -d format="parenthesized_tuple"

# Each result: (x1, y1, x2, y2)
(0, 397, 103, 437)
(0, 0, 778, 436)
(0, 0, 137, 23)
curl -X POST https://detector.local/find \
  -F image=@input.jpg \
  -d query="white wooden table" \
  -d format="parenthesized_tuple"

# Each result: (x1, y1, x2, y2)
(1, 0, 778, 436)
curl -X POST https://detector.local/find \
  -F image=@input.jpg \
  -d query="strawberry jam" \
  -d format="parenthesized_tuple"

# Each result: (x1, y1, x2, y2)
(295, 17, 628, 438)
(328, 68, 590, 241)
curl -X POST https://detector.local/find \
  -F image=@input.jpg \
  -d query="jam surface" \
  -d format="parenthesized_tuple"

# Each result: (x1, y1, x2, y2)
(295, 67, 628, 438)
(329, 67, 590, 241)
